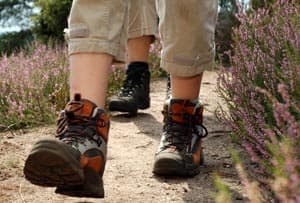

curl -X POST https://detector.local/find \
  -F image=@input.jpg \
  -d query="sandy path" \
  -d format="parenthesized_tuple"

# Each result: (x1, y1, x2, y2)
(0, 71, 245, 203)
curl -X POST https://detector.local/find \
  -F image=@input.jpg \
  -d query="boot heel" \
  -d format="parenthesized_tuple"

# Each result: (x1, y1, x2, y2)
(55, 168, 104, 198)
(138, 97, 150, 109)
(83, 167, 105, 197)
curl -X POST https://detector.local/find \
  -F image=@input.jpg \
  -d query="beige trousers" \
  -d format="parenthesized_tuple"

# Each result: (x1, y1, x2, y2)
(67, 0, 218, 77)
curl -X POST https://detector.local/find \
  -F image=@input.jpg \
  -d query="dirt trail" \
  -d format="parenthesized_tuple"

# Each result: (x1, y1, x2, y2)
(0, 71, 246, 203)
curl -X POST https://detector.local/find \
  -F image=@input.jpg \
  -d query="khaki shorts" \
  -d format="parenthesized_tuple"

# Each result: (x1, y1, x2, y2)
(67, 0, 218, 77)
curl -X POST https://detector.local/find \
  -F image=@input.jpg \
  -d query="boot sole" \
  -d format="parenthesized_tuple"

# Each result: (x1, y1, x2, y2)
(153, 153, 204, 177)
(24, 139, 104, 198)
(55, 168, 104, 198)
(109, 98, 150, 115)
(153, 158, 200, 177)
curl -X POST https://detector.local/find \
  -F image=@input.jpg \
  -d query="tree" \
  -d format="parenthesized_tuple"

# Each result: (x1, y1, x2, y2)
(33, 0, 72, 43)
(0, 0, 72, 43)
(0, 29, 33, 56)
(0, 0, 35, 55)
(0, 0, 72, 54)
(0, 0, 34, 28)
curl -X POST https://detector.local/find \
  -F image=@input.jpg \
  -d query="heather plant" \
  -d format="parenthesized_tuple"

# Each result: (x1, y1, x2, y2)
(0, 42, 69, 129)
(217, 0, 300, 201)
(149, 39, 166, 77)
(0, 40, 163, 131)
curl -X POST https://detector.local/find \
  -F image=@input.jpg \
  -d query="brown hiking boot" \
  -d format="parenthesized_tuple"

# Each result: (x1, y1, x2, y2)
(153, 99, 208, 176)
(23, 94, 109, 198)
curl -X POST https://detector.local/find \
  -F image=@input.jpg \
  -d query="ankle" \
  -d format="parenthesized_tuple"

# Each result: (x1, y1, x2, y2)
(127, 62, 149, 72)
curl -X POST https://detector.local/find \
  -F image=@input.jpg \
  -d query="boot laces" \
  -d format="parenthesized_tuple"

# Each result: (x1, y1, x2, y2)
(163, 112, 208, 152)
(56, 101, 105, 147)
(119, 70, 147, 96)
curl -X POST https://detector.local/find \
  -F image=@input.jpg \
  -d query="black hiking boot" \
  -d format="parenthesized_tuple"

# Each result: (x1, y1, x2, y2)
(109, 62, 150, 116)
(166, 74, 171, 99)
(24, 94, 110, 198)
(153, 99, 208, 176)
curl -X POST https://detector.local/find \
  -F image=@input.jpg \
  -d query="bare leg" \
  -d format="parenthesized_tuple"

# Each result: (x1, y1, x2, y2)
(127, 36, 153, 62)
(171, 73, 203, 100)
(109, 36, 153, 114)
(70, 53, 113, 108)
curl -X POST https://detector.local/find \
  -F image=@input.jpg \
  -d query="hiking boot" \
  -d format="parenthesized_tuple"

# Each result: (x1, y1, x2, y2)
(109, 62, 150, 115)
(166, 74, 171, 99)
(23, 94, 109, 198)
(153, 99, 208, 176)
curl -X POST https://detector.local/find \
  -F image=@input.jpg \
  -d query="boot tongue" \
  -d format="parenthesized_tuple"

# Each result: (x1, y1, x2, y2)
(65, 94, 97, 118)
(168, 99, 196, 123)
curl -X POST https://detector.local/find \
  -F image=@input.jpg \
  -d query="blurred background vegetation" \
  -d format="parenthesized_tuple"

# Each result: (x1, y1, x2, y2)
(0, 0, 71, 55)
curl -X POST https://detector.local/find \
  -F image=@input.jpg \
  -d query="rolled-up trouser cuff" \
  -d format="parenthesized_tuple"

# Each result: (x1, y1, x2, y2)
(128, 26, 158, 41)
(161, 51, 215, 77)
(68, 39, 126, 62)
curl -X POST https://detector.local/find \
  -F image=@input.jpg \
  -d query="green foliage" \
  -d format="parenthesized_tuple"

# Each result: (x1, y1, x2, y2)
(0, 0, 72, 54)
(251, 0, 275, 9)
(0, 29, 33, 56)
(215, 10, 239, 66)
(33, 0, 72, 43)
(214, 175, 232, 203)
